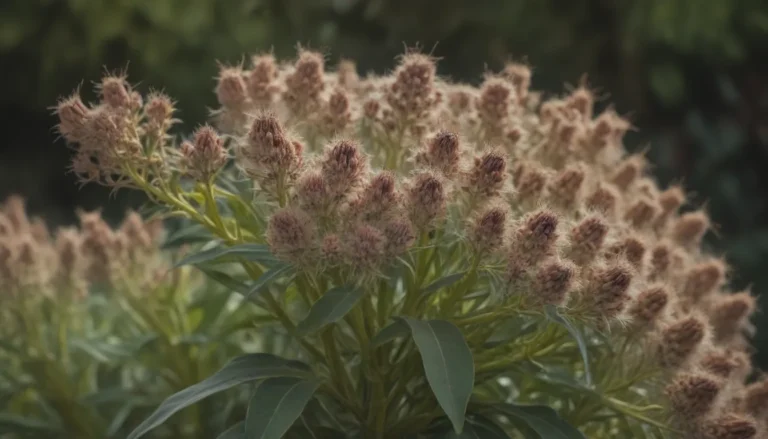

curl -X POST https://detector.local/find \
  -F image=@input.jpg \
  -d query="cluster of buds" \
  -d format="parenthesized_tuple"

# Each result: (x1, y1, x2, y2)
(0, 196, 166, 303)
(55, 48, 764, 438)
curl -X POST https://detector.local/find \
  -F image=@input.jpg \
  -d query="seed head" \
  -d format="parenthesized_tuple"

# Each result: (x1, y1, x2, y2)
(248, 54, 278, 104)
(659, 185, 686, 214)
(682, 260, 727, 302)
(323, 88, 352, 134)
(216, 66, 248, 108)
(407, 172, 446, 230)
(242, 113, 297, 174)
(629, 286, 669, 326)
(666, 372, 722, 419)
(709, 292, 755, 341)
(100, 75, 132, 109)
(569, 216, 609, 264)
(607, 236, 646, 269)
(321, 140, 367, 199)
(743, 380, 768, 416)
(533, 259, 575, 306)
(501, 62, 531, 103)
(284, 50, 325, 112)
(477, 77, 514, 128)
(295, 171, 329, 214)
(55, 228, 84, 280)
(592, 263, 633, 318)
(336, 59, 359, 89)
(611, 156, 645, 190)
(56, 93, 90, 143)
(566, 86, 594, 120)
(266, 208, 317, 265)
(182, 125, 227, 181)
(702, 413, 758, 439)
(700, 351, 741, 379)
(321, 233, 343, 265)
(659, 315, 708, 368)
(470, 205, 508, 255)
(387, 52, 437, 119)
(514, 165, 548, 203)
(650, 242, 672, 280)
(511, 210, 559, 266)
(382, 220, 416, 258)
(673, 211, 711, 246)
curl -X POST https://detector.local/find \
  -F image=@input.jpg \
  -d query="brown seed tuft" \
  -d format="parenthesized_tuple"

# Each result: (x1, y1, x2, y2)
(666, 372, 722, 418)
(624, 198, 659, 229)
(548, 165, 585, 207)
(682, 261, 727, 302)
(416, 131, 461, 176)
(321, 140, 367, 199)
(673, 211, 711, 246)
(216, 67, 248, 108)
(586, 184, 619, 217)
(592, 264, 633, 318)
(533, 259, 575, 306)
(709, 292, 755, 341)
(702, 413, 757, 439)
(629, 286, 669, 326)
(382, 220, 416, 258)
(266, 208, 317, 265)
(659, 315, 708, 368)
(407, 172, 446, 230)
(343, 223, 385, 270)
(471, 206, 507, 255)
(569, 216, 609, 264)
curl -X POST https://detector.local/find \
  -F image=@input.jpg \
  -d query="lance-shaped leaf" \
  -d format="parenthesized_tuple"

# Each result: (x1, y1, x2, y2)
(296, 285, 364, 336)
(126, 354, 312, 439)
(545, 305, 592, 386)
(495, 403, 586, 439)
(216, 422, 244, 439)
(246, 264, 294, 300)
(398, 317, 474, 434)
(244, 377, 321, 439)
(174, 243, 279, 268)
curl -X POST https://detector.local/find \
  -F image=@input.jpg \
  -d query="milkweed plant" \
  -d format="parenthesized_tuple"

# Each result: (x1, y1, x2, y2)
(49, 48, 766, 439)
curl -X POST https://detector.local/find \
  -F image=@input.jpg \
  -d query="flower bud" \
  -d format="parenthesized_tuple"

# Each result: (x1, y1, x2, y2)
(611, 156, 645, 190)
(283, 50, 325, 112)
(629, 286, 669, 326)
(533, 259, 575, 306)
(382, 220, 416, 258)
(673, 211, 710, 246)
(100, 75, 132, 109)
(467, 150, 507, 198)
(343, 223, 385, 270)
(295, 171, 329, 215)
(591, 263, 633, 318)
(700, 351, 741, 379)
(659, 315, 708, 368)
(510, 210, 559, 267)
(266, 208, 317, 265)
(144, 92, 175, 135)
(182, 125, 227, 181)
(514, 165, 548, 203)
(743, 380, 768, 416)
(666, 372, 722, 419)
(242, 113, 297, 173)
(649, 242, 672, 280)
(470, 205, 507, 255)
(321, 140, 367, 199)
(548, 165, 585, 207)
(501, 62, 531, 103)
(701, 413, 758, 439)
(659, 185, 686, 215)
(321, 233, 343, 265)
(709, 292, 755, 341)
(406, 172, 446, 230)
(56, 94, 89, 143)
(248, 54, 278, 104)
(585, 184, 619, 217)
(624, 198, 659, 229)
(347, 172, 400, 224)
(322, 88, 352, 134)
(568, 216, 609, 264)
(566, 85, 594, 120)
(682, 260, 727, 302)
(416, 131, 461, 176)
(216, 66, 248, 108)
(387, 52, 437, 119)
(607, 236, 646, 269)
(476, 77, 513, 129)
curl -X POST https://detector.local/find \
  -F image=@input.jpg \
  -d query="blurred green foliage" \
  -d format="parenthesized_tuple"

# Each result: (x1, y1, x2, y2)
(2, 0, 768, 361)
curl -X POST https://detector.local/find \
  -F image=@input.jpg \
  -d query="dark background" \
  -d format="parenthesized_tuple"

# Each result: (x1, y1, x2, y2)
(2, 0, 768, 362)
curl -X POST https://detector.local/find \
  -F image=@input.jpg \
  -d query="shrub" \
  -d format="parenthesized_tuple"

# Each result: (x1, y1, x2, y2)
(52, 49, 763, 438)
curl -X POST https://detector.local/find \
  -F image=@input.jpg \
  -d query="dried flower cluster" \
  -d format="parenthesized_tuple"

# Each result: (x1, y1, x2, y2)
(54, 49, 762, 439)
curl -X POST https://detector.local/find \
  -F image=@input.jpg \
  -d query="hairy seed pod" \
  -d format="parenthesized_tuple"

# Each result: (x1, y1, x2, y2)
(629, 286, 669, 326)
(700, 351, 741, 379)
(709, 292, 755, 341)
(586, 184, 619, 217)
(416, 131, 461, 176)
(682, 261, 727, 302)
(266, 208, 317, 265)
(659, 315, 708, 368)
(511, 210, 559, 266)
(569, 216, 609, 264)
(666, 372, 722, 418)
(533, 259, 575, 306)
(673, 211, 711, 246)
(407, 172, 446, 230)
(471, 206, 507, 255)
(592, 264, 633, 318)
(702, 413, 758, 439)
(216, 67, 248, 108)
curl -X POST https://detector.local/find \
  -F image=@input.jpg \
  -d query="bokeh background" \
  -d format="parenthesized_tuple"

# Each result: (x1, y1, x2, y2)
(2, 0, 768, 361)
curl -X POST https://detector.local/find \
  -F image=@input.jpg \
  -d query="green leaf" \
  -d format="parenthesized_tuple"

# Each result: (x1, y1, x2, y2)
(163, 224, 214, 248)
(244, 377, 320, 439)
(174, 243, 279, 268)
(469, 415, 512, 438)
(422, 272, 466, 294)
(545, 305, 592, 386)
(398, 317, 474, 434)
(199, 268, 251, 295)
(216, 422, 244, 439)
(371, 320, 410, 347)
(0, 413, 60, 435)
(296, 285, 365, 336)
(496, 404, 586, 439)
(246, 264, 295, 300)
(126, 354, 312, 439)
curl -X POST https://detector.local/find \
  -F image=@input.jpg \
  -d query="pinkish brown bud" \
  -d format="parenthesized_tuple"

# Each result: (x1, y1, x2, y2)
(447, 87, 474, 115)
(611, 156, 645, 190)
(387, 52, 437, 119)
(321, 233, 343, 265)
(702, 413, 758, 439)
(592, 264, 633, 318)
(629, 286, 669, 326)
(347, 172, 400, 224)
(242, 113, 297, 173)
(624, 198, 659, 229)
(607, 236, 646, 269)
(510, 210, 559, 266)
(266, 208, 317, 265)
(501, 62, 531, 103)
(216, 66, 248, 108)
(709, 292, 755, 341)
(476, 77, 513, 128)
(343, 223, 385, 270)
(295, 171, 329, 215)
(585, 184, 619, 217)
(56, 94, 89, 142)
(533, 259, 575, 306)
(382, 220, 416, 258)
(100, 75, 131, 109)
(666, 372, 722, 419)
(567, 86, 594, 120)
(514, 165, 548, 203)
(336, 59, 359, 88)
(682, 260, 727, 302)
(649, 242, 672, 280)
(548, 165, 585, 207)
(470, 206, 507, 255)
(568, 216, 609, 264)
(248, 54, 278, 104)
(700, 351, 741, 379)
(322, 88, 352, 134)
(659, 186, 686, 214)
(659, 315, 708, 368)
(321, 140, 367, 199)
(183, 125, 227, 181)
(673, 211, 710, 246)
(468, 150, 507, 198)
(743, 380, 768, 416)
(55, 228, 84, 280)
(284, 50, 325, 113)
(407, 172, 446, 230)
(144, 92, 175, 134)
(416, 131, 461, 176)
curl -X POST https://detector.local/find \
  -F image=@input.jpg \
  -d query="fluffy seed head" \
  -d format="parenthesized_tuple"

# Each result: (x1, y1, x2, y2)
(629, 286, 669, 326)
(468, 150, 508, 197)
(709, 292, 755, 340)
(700, 351, 741, 379)
(567, 86, 594, 120)
(514, 165, 548, 203)
(283, 50, 325, 111)
(100, 75, 132, 109)
(586, 184, 619, 217)
(243, 113, 298, 173)
(659, 186, 686, 214)
(416, 131, 461, 176)
(387, 52, 437, 118)
(548, 165, 585, 207)
(511, 210, 559, 266)
(407, 172, 446, 230)
(343, 223, 385, 270)
(295, 171, 329, 214)
(216, 67, 248, 108)
(624, 198, 658, 228)
(382, 220, 416, 258)
(347, 171, 400, 224)
(266, 208, 317, 265)
(56, 94, 90, 142)
(702, 413, 758, 439)
(501, 62, 531, 101)
(321, 234, 343, 265)
(611, 156, 644, 190)
(477, 77, 513, 127)
(533, 259, 575, 306)
(607, 236, 646, 269)
(659, 315, 708, 368)
(743, 380, 768, 416)
(248, 54, 278, 103)
(650, 242, 672, 279)
(592, 263, 633, 318)
(666, 372, 722, 418)
(182, 125, 227, 180)
(144, 92, 175, 133)
(673, 211, 711, 246)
